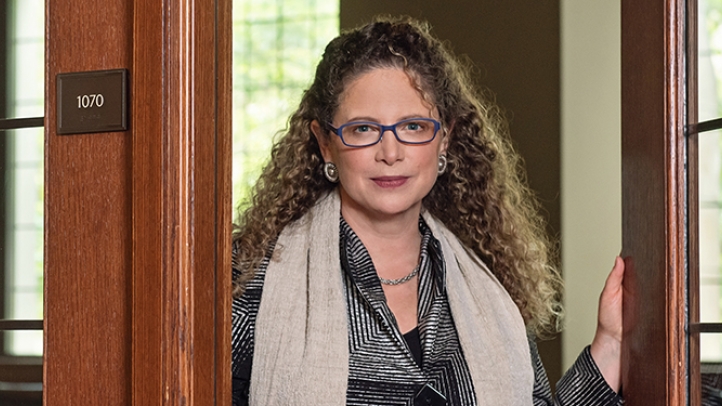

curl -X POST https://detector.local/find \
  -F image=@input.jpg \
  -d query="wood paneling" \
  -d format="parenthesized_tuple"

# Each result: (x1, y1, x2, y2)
(131, 0, 162, 402)
(44, 0, 133, 404)
(131, 0, 232, 405)
(621, 0, 687, 404)
(214, 0, 233, 403)
(45, 0, 231, 404)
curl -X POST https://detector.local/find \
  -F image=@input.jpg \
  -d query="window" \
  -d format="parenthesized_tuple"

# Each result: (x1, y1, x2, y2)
(691, 0, 722, 402)
(0, 0, 44, 404)
(0, 0, 44, 357)
(232, 0, 339, 210)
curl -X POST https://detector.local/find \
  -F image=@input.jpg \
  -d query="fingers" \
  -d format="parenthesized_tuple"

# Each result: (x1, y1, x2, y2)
(603, 256, 625, 291)
(598, 256, 624, 335)
(591, 256, 626, 393)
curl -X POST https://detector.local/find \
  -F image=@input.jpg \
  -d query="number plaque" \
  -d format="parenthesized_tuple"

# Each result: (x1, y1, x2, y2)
(57, 69, 128, 135)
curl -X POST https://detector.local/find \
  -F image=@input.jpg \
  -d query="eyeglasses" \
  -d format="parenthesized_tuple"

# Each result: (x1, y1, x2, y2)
(327, 118, 441, 147)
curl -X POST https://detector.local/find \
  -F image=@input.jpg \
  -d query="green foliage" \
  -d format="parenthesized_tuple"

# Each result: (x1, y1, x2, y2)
(232, 0, 339, 218)
(705, 0, 722, 116)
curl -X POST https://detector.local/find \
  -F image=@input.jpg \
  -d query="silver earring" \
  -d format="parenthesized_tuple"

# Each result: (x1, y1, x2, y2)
(437, 155, 447, 175)
(323, 162, 339, 183)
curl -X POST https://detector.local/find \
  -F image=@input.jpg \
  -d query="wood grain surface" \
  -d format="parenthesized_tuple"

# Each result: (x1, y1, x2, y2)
(45, 0, 231, 404)
(131, 0, 231, 405)
(621, 0, 687, 405)
(45, 0, 133, 404)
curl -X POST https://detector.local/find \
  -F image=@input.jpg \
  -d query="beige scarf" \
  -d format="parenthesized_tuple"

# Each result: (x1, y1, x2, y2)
(251, 191, 533, 405)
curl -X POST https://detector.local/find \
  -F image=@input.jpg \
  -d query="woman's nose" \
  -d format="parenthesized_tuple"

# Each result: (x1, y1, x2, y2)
(376, 129, 403, 164)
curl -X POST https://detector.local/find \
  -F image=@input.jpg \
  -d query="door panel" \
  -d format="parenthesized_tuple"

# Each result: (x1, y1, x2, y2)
(45, 0, 132, 403)
(621, 0, 687, 405)
(45, 0, 231, 405)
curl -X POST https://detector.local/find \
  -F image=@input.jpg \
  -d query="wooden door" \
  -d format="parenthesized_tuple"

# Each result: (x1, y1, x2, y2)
(44, 0, 231, 404)
(620, 0, 687, 404)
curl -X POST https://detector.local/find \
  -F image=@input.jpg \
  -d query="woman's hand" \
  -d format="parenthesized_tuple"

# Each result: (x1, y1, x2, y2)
(590, 256, 625, 393)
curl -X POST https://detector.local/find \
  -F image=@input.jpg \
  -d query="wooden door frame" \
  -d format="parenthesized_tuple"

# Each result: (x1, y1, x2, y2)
(621, 0, 687, 404)
(44, 0, 231, 404)
(131, 0, 232, 404)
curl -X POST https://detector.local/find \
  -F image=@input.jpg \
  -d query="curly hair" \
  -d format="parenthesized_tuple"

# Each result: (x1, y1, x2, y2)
(232, 16, 564, 338)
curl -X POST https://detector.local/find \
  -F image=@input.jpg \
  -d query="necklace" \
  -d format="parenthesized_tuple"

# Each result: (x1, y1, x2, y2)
(378, 265, 420, 286)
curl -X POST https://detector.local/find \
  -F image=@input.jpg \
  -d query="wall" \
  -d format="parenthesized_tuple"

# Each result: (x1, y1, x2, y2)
(340, 0, 564, 384)
(560, 0, 621, 370)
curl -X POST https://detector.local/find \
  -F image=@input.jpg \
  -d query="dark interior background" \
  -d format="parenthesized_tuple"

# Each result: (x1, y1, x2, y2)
(340, 0, 563, 385)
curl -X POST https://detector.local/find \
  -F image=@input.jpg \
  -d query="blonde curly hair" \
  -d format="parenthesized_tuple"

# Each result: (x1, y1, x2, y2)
(232, 16, 563, 337)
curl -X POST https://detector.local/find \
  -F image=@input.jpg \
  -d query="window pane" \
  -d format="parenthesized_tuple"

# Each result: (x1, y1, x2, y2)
(699, 122, 721, 324)
(699, 0, 722, 122)
(2, 127, 44, 357)
(1, 0, 44, 120)
(698, 0, 722, 338)
(232, 0, 339, 211)
(1, 0, 44, 358)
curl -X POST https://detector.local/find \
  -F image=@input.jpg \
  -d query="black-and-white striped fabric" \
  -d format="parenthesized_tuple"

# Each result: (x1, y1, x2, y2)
(340, 218, 476, 405)
(232, 217, 624, 406)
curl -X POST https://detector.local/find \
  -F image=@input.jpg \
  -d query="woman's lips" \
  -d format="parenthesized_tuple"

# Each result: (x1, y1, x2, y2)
(372, 176, 408, 188)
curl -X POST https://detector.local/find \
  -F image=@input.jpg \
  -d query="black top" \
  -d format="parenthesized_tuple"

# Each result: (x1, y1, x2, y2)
(404, 327, 422, 367)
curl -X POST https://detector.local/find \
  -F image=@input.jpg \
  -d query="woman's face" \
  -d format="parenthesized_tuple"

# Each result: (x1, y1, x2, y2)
(312, 67, 448, 222)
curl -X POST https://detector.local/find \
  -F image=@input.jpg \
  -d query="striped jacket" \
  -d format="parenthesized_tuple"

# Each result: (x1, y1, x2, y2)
(232, 217, 623, 405)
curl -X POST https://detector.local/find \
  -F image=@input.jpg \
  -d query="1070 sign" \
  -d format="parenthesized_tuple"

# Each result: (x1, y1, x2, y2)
(76, 94, 105, 109)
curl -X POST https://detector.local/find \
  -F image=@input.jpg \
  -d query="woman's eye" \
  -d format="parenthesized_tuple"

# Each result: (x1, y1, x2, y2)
(351, 124, 378, 134)
(404, 122, 425, 131)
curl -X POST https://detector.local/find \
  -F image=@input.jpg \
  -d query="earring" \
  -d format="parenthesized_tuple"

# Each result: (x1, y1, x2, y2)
(437, 155, 448, 175)
(323, 162, 339, 183)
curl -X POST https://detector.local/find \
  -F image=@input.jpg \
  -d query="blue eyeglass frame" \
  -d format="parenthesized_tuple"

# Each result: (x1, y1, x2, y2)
(327, 118, 442, 147)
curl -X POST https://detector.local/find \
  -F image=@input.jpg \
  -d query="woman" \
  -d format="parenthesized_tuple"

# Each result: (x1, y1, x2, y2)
(232, 17, 624, 406)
